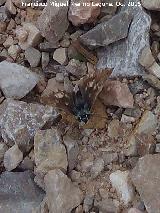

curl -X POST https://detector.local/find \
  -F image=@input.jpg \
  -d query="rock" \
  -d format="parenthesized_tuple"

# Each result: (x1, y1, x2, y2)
(17, 23, 42, 50)
(121, 114, 135, 123)
(143, 74, 160, 90)
(32, 197, 49, 213)
(68, 0, 100, 26)
(66, 59, 87, 78)
(0, 99, 59, 151)
(41, 52, 49, 69)
(155, 143, 160, 153)
(53, 48, 68, 65)
(0, 21, 7, 32)
(134, 110, 157, 135)
(0, 171, 44, 213)
(25, 47, 41, 67)
(108, 119, 120, 139)
(44, 169, 83, 213)
(139, 46, 160, 78)
(0, 6, 8, 21)
(34, 129, 68, 176)
(80, 11, 132, 48)
(37, 0, 69, 45)
(0, 142, 8, 162)
(0, 61, 39, 99)
(5, 0, 16, 15)
(3, 35, 14, 48)
(141, 0, 160, 11)
(102, 152, 118, 165)
(56, 72, 64, 83)
(90, 158, 104, 178)
(100, 81, 134, 108)
(63, 136, 79, 172)
(110, 170, 135, 205)
(83, 195, 94, 212)
(41, 78, 64, 106)
(0, 0, 6, 6)
(128, 208, 143, 213)
(16, 27, 28, 43)
(19, 156, 34, 171)
(97, 0, 151, 77)
(8, 44, 21, 60)
(94, 198, 118, 212)
(4, 144, 23, 171)
(39, 41, 60, 52)
(131, 154, 160, 213)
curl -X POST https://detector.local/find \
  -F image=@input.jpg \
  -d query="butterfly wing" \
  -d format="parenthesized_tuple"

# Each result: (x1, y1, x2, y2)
(78, 69, 112, 110)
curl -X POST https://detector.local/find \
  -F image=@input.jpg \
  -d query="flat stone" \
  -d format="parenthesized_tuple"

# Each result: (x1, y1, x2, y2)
(100, 81, 134, 108)
(53, 48, 67, 65)
(37, 0, 69, 45)
(44, 169, 83, 213)
(0, 171, 44, 213)
(4, 144, 23, 171)
(0, 99, 59, 151)
(25, 47, 41, 67)
(80, 10, 132, 48)
(17, 23, 42, 50)
(110, 170, 135, 205)
(131, 154, 160, 213)
(97, 0, 151, 77)
(63, 136, 79, 172)
(0, 61, 39, 99)
(141, 0, 160, 11)
(68, 0, 100, 26)
(34, 129, 68, 176)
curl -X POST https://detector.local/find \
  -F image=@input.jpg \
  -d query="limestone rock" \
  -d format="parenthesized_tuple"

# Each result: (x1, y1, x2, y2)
(4, 144, 23, 171)
(110, 170, 135, 205)
(0, 61, 39, 99)
(131, 154, 160, 213)
(25, 47, 41, 67)
(44, 169, 83, 213)
(34, 129, 68, 176)
(97, 0, 151, 77)
(100, 81, 134, 108)
(0, 171, 44, 213)
(80, 11, 132, 48)
(68, 0, 100, 26)
(37, 0, 69, 45)
(0, 99, 59, 151)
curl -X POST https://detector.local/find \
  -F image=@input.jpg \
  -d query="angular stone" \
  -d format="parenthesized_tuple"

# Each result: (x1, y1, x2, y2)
(25, 47, 41, 67)
(143, 74, 160, 90)
(4, 144, 23, 171)
(90, 158, 104, 178)
(63, 136, 79, 172)
(44, 169, 83, 213)
(131, 154, 160, 213)
(3, 35, 14, 48)
(68, 0, 100, 26)
(94, 198, 117, 212)
(0, 142, 8, 162)
(141, 0, 160, 11)
(37, 0, 69, 45)
(0, 6, 8, 21)
(53, 48, 67, 65)
(110, 170, 135, 205)
(5, 0, 16, 15)
(128, 208, 143, 213)
(0, 99, 59, 151)
(66, 59, 87, 78)
(8, 44, 21, 60)
(80, 10, 132, 48)
(17, 23, 42, 50)
(97, 0, 151, 77)
(41, 52, 49, 69)
(0, 171, 44, 213)
(102, 152, 118, 165)
(0, 61, 39, 99)
(100, 81, 134, 108)
(34, 129, 68, 176)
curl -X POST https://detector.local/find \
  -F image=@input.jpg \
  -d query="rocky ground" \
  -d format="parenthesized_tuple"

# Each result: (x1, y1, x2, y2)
(0, 0, 160, 212)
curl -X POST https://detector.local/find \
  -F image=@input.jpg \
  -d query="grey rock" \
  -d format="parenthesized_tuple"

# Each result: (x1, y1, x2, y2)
(4, 144, 23, 171)
(0, 99, 59, 151)
(131, 154, 160, 213)
(94, 198, 117, 213)
(53, 47, 68, 65)
(0, 0, 6, 6)
(25, 47, 41, 68)
(66, 59, 87, 78)
(90, 158, 104, 178)
(0, 142, 8, 162)
(0, 171, 44, 213)
(34, 129, 68, 176)
(97, 0, 151, 77)
(102, 152, 118, 165)
(63, 136, 79, 172)
(143, 74, 160, 90)
(0, 61, 39, 99)
(80, 10, 132, 48)
(83, 195, 94, 212)
(44, 169, 83, 213)
(39, 41, 60, 52)
(37, 0, 69, 45)
(0, 6, 8, 21)
(41, 52, 49, 69)
(141, 0, 160, 11)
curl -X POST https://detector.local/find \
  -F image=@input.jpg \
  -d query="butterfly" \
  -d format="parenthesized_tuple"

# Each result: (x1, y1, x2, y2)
(41, 69, 112, 126)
